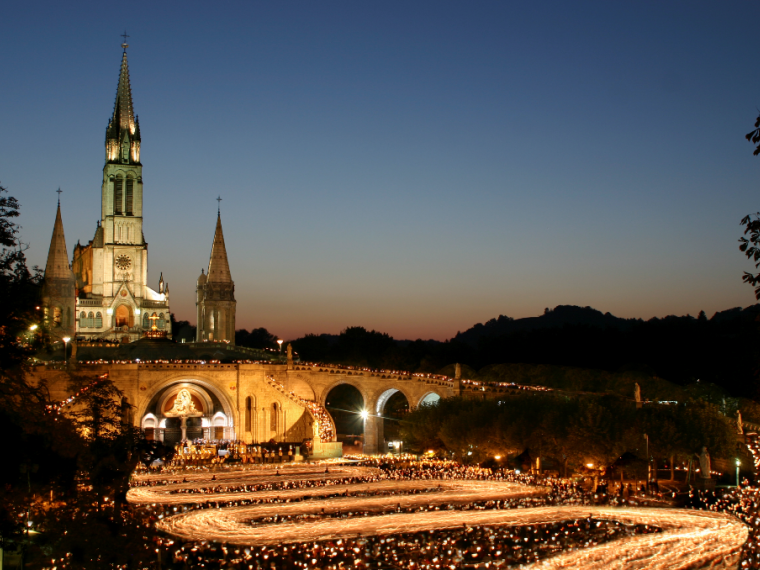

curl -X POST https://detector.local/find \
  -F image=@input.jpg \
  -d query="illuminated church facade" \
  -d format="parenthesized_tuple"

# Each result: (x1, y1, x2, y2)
(42, 43, 235, 344)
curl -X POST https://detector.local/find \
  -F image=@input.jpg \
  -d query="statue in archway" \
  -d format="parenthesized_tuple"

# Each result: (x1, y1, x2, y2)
(738, 409, 744, 435)
(165, 388, 203, 442)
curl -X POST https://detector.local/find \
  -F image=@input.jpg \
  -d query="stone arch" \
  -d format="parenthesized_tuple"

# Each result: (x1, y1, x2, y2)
(321, 380, 368, 445)
(367, 386, 415, 455)
(372, 386, 415, 416)
(136, 374, 237, 432)
(319, 379, 370, 407)
(157, 384, 214, 418)
(417, 390, 443, 407)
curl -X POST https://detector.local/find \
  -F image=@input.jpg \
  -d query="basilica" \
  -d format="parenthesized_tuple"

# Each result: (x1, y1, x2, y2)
(32, 42, 453, 456)
(41, 42, 235, 345)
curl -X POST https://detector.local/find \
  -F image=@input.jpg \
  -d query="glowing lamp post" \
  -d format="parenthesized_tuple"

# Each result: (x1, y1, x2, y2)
(277, 339, 283, 352)
(62, 336, 71, 361)
(736, 458, 741, 487)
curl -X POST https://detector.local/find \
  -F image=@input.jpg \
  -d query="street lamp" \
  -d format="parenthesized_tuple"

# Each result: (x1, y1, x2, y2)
(277, 339, 283, 352)
(736, 458, 741, 487)
(360, 410, 369, 420)
(644, 433, 650, 484)
(62, 336, 71, 361)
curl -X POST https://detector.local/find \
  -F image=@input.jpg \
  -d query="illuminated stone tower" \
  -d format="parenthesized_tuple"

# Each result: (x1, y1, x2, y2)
(196, 212, 236, 343)
(41, 197, 76, 339)
(73, 40, 171, 342)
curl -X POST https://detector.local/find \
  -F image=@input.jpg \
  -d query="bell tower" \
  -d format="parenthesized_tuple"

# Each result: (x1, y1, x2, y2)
(99, 39, 146, 293)
(196, 208, 236, 343)
(73, 38, 171, 342)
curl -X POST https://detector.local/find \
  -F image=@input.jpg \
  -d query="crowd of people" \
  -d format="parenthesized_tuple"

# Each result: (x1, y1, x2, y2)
(166, 439, 305, 467)
(124, 458, 668, 569)
(118, 446, 760, 569)
(150, 518, 659, 569)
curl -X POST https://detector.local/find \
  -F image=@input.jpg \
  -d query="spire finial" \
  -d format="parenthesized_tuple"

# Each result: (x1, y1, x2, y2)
(216, 195, 222, 216)
(121, 30, 130, 51)
(56, 187, 62, 206)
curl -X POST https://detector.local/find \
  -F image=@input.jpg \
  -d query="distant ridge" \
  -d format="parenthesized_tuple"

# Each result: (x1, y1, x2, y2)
(453, 304, 760, 346)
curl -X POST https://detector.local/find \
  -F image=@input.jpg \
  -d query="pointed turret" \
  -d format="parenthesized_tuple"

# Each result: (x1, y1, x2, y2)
(105, 48, 141, 164)
(196, 212, 236, 343)
(158, 272, 164, 294)
(42, 199, 76, 338)
(207, 214, 232, 283)
(45, 203, 75, 281)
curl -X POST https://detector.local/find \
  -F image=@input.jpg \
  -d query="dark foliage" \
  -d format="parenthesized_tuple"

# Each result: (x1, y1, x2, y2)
(402, 394, 736, 472)
(291, 305, 760, 399)
(236, 326, 279, 349)
(0, 184, 159, 564)
(170, 315, 196, 342)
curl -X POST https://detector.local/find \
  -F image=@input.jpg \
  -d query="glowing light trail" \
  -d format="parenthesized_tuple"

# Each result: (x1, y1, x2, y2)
(159, 506, 746, 569)
(132, 464, 748, 568)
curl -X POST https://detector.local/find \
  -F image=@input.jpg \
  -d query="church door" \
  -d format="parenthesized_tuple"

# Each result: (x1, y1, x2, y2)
(115, 305, 131, 328)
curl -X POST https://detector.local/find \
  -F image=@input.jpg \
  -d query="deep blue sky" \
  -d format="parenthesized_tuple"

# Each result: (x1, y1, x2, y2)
(4, 1, 760, 340)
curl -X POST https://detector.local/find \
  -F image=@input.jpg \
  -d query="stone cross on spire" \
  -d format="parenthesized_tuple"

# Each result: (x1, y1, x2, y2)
(56, 187, 62, 206)
(217, 195, 222, 216)
(121, 30, 130, 50)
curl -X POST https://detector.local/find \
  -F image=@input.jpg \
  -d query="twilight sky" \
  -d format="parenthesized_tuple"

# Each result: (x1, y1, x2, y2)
(3, 1, 760, 341)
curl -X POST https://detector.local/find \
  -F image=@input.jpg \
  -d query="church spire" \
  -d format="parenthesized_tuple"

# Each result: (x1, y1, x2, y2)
(45, 200, 74, 281)
(105, 45, 141, 164)
(207, 214, 232, 283)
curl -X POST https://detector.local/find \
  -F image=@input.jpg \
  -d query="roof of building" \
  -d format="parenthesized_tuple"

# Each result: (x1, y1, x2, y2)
(106, 49, 141, 150)
(206, 214, 233, 284)
(44, 203, 75, 282)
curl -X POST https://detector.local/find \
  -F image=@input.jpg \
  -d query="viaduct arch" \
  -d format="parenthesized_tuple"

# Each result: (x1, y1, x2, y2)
(31, 361, 459, 456)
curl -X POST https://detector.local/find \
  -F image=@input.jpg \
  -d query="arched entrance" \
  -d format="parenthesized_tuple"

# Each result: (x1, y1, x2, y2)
(115, 304, 132, 327)
(325, 384, 365, 453)
(140, 380, 234, 446)
(375, 388, 410, 454)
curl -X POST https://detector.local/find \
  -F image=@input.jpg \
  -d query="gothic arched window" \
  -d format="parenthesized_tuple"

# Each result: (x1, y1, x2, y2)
(88, 312, 94, 328)
(80, 311, 87, 328)
(270, 403, 278, 433)
(95, 312, 102, 328)
(113, 176, 123, 215)
(158, 313, 165, 329)
(125, 176, 134, 216)
(245, 397, 252, 432)
(142, 312, 149, 329)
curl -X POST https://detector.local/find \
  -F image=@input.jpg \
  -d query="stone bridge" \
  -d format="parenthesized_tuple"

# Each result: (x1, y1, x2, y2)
(32, 361, 460, 455)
